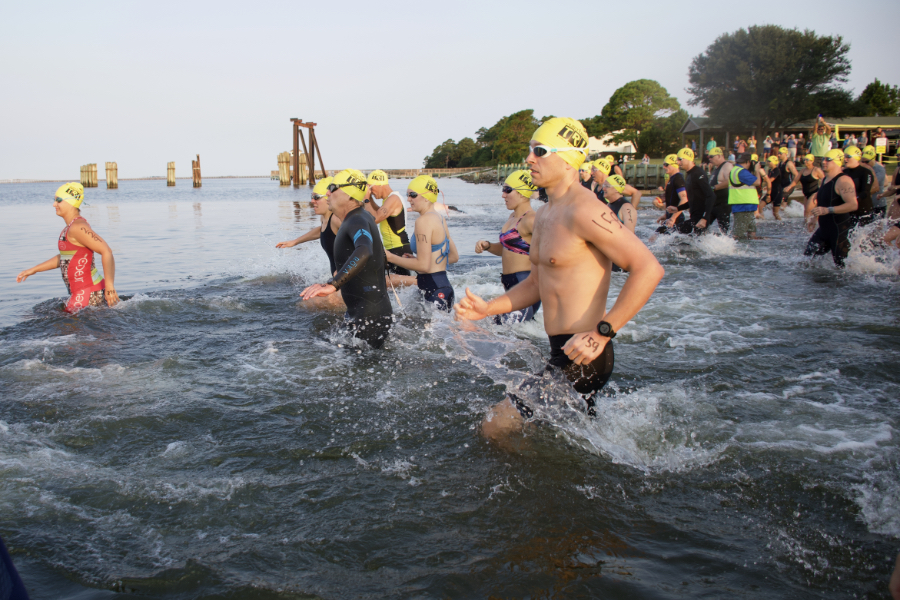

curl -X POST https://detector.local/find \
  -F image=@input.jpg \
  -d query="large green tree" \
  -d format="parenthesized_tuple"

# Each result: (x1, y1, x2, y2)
(687, 25, 855, 144)
(855, 78, 900, 117)
(593, 79, 681, 153)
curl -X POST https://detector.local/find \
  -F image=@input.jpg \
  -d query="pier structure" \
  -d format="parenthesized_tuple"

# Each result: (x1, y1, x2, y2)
(290, 119, 326, 187)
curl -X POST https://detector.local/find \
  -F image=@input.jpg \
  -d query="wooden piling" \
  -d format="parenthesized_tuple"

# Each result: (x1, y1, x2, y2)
(278, 152, 291, 186)
(167, 162, 176, 186)
(106, 162, 118, 189)
(91, 164, 98, 187)
(80, 164, 98, 187)
(192, 154, 202, 188)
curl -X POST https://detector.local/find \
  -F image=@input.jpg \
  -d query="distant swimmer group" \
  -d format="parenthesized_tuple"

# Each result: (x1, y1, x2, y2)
(16, 183, 119, 312)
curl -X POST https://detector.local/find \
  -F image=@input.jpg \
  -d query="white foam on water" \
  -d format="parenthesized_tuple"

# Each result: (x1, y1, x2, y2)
(852, 461, 900, 537)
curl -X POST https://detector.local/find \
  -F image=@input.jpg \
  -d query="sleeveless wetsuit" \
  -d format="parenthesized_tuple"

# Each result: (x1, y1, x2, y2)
(767, 166, 784, 207)
(58, 217, 105, 313)
(581, 179, 592, 190)
(804, 175, 852, 267)
(780, 160, 793, 193)
(378, 192, 412, 276)
(509, 335, 615, 419)
(410, 214, 454, 311)
(320, 214, 337, 275)
(494, 213, 540, 323)
(656, 172, 687, 235)
(708, 161, 733, 234)
(330, 206, 393, 348)
(800, 171, 819, 199)
(842, 165, 874, 226)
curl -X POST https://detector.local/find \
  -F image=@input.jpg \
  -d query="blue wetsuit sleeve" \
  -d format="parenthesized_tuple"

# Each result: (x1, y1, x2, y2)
(737, 168, 757, 187)
(328, 228, 373, 291)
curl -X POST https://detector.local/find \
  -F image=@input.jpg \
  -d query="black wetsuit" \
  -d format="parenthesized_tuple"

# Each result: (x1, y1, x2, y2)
(800, 171, 819, 200)
(329, 206, 393, 348)
(780, 160, 793, 199)
(679, 166, 715, 234)
(709, 161, 733, 233)
(655, 172, 687, 234)
(842, 165, 874, 226)
(592, 181, 605, 203)
(804, 175, 853, 267)
(581, 179, 593, 190)
(767, 166, 784, 207)
(320, 214, 337, 275)
(510, 335, 615, 418)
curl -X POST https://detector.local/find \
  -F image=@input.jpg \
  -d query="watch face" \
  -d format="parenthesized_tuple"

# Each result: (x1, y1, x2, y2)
(599, 323, 611, 335)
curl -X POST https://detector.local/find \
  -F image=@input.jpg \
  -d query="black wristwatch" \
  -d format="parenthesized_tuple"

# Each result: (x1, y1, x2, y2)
(596, 321, 616, 338)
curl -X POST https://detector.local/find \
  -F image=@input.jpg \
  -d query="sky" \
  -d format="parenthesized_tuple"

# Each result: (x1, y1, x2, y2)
(2, 0, 898, 180)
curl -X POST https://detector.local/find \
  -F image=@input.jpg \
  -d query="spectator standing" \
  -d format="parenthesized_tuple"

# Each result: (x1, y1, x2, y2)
(737, 138, 747, 154)
(748, 135, 757, 154)
(733, 136, 741, 154)
(706, 136, 716, 163)
(809, 116, 832, 168)
(641, 154, 650, 165)
(787, 135, 797, 161)
(860, 131, 868, 148)
(763, 136, 773, 159)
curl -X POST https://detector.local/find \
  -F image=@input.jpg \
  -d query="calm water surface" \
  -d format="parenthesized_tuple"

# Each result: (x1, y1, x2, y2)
(1, 178, 899, 599)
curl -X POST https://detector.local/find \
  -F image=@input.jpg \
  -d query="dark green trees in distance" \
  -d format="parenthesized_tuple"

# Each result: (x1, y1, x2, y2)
(855, 78, 900, 117)
(423, 110, 540, 168)
(688, 25, 854, 143)
(587, 79, 687, 157)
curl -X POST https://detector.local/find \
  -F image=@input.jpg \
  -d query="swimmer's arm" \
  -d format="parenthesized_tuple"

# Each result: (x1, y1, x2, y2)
(373, 195, 403, 225)
(70, 223, 118, 304)
(883, 225, 900, 248)
(326, 234, 373, 291)
(385, 222, 432, 272)
(810, 176, 858, 216)
(564, 207, 664, 365)
(475, 240, 502, 256)
(363, 187, 381, 217)
(456, 269, 540, 321)
(619, 203, 637, 234)
(785, 161, 799, 191)
(670, 189, 689, 217)
(447, 235, 459, 265)
(16, 255, 60, 283)
(625, 184, 641, 209)
(276, 225, 320, 248)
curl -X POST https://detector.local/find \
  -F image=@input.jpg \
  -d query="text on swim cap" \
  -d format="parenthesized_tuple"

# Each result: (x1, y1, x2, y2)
(557, 125, 587, 148)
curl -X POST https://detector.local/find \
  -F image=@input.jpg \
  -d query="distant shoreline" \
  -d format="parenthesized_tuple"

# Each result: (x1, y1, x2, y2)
(0, 176, 271, 185)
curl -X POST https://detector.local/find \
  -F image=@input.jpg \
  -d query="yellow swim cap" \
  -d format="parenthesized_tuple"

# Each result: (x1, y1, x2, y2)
(766, 155, 779, 165)
(803, 154, 815, 163)
(606, 174, 626, 193)
(825, 148, 844, 165)
(579, 162, 592, 173)
(504, 170, 538, 197)
(55, 182, 84, 208)
(408, 175, 439, 203)
(778, 146, 789, 155)
(844, 146, 862, 161)
(312, 176, 333, 197)
(592, 158, 611, 175)
(708, 147, 723, 157)
(676, 148, 694, 161)
(367, 169, 389, 187)
(530, 117, 589, 168)
(605, 155, 616, 163)
(332, 169, 368, 202)
(663, 154, 678, 166)
(751, 153, 759, 162)
(862, 145, 877, 160)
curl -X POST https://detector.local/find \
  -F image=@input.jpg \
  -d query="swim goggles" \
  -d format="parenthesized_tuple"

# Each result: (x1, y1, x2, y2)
(311, 194, 326, 200)
(407, 191, 419, 198)
(502, 185, 532, 195)
(529, 145, 588, 159)
(327, 181, 365, 193)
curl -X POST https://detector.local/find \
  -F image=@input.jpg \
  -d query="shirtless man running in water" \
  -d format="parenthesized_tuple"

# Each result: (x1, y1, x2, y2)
(455, 118, 665, 440)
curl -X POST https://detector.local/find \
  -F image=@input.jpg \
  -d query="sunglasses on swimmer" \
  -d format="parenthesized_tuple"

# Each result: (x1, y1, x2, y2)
(311, 194, 326, 200)
(530, 145, 588, 158)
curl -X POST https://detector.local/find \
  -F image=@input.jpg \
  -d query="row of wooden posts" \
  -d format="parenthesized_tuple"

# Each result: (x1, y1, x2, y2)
(277, 151, 309, 186)
(78, 156, 202, 188)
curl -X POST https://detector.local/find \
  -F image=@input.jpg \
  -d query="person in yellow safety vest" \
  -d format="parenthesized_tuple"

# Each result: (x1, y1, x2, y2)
(729, 152, 766, 240)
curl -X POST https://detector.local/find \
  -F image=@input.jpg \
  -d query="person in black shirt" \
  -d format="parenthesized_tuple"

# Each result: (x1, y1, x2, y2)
(760, 155, 784, 219)
(651, 154, 688, 240)
(803, 149, 858, 267)
(675, 148, 715, 234)
(301, 169, 393, 348)
(842, 146, 875, 226)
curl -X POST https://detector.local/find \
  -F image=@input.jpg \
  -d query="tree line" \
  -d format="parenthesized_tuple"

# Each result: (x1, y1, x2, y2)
(424, 24, 899, 167)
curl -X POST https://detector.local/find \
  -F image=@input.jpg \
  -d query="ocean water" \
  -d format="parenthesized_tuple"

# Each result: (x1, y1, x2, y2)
(1, 178, 898, 599)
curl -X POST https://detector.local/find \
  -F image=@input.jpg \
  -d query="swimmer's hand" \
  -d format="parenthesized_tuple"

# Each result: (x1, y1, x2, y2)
(454, 287, 489, 321)
(300, 283, 337, 300)
(562, 331, 609, 366)
(105, 288, 120, 306)
(666, 206, 677, 214)
(696, 219, 708, 229)
(475, 240, 491, 253)
(665, 218, 676, 228)
(276, 239, 299, 248)
(16, 268, 35, 283)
